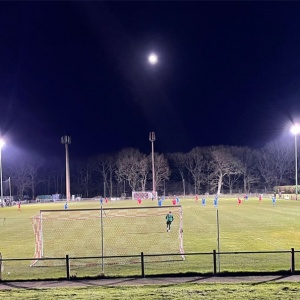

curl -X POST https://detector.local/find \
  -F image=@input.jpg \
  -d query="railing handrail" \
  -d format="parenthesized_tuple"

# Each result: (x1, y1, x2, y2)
(1, 248, 298, 261)
(0, 248, 298, 281)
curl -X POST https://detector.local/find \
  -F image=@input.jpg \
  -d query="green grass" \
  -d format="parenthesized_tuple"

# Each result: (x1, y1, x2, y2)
(0, 283, 300, 299)
(0, 197, 300, 280)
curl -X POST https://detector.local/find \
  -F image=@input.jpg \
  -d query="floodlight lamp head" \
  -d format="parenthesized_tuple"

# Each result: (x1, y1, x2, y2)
(148, 53, 158, 65)
(61, 136, 71, 144)
(290, 124, 300, 135)
(149, 132, 156, 142)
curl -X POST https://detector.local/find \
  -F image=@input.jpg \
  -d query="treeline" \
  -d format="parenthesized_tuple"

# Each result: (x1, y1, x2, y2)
(2, 136, 298, 199)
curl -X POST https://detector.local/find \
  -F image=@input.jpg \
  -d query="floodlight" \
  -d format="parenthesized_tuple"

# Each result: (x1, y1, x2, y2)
(290, 124, 300, 135)
(0, 139, 5, 149)
(290, 123, 300, 199)
(148, 53, 158, 65)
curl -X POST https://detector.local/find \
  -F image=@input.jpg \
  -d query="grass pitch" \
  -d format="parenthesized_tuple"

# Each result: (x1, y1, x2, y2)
(0, 196, 299, 279)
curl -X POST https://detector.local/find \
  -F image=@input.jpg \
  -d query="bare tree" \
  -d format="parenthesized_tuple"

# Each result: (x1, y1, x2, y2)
(230, 146, 259, 193)
(153, 153, 171, 193)
(91, 154, 116, 197)
(27, 161, 43, 199)
(184, 147, 207, 194)
(6, 160, 32, 199)
(222, 147, 243, 193)
(210, 146, 241, 195)
(262, 138, 294, 187)
(168, 152, 187, 195)
(223, 170, 241, 194)
(51, 168, 64, 194)
(256, 138, 294, 192)
(73, 161, 92, 198)
(140, 156, 150, 191)
(257, 150, 277, 192)
(115, 148, 147, 192)
(38, 167, 54, 195)
(106, 155, 116, 197)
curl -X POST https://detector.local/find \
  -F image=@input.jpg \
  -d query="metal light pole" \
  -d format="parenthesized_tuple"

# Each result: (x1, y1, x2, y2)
(149, 132, 156, 199)
(295, 133, 298, 200)
(0, 139, 5, 206)
(8, 177, 11, 202)
(61, 136, 71, 201)
(291, 124, 300, 200)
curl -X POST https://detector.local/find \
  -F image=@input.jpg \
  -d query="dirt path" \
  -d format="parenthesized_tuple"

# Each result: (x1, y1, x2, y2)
(0, 275, 300, 289)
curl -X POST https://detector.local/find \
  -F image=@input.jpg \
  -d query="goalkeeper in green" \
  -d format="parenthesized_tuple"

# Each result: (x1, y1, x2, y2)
(166, 211, 174, 232)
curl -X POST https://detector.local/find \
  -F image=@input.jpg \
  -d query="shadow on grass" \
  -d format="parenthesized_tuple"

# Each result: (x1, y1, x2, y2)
(0, 270, 299, 289)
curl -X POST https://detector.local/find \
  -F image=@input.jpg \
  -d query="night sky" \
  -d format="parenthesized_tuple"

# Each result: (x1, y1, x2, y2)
(1, 2, 300, 162)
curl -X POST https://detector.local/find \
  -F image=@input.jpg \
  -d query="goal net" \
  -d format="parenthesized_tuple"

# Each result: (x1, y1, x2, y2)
(132, 191, 157, 200)
(30, 205, 184, 267)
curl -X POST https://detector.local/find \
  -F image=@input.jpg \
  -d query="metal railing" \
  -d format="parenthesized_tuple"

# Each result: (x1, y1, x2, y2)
(0, 248, 298, 281)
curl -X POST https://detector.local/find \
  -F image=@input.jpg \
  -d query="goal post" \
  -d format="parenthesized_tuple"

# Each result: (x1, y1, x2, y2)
(30, 205, 184, 267)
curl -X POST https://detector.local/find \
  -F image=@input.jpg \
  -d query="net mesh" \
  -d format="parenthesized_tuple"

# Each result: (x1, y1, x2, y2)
(132, 191, 157, 200)
(31, 206, 184, 266)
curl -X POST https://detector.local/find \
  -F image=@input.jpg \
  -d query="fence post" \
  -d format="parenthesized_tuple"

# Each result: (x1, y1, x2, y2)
(213, 250, 217, 275)
(0, 252, 2, 281)
(141, 252, 145, 278)
(291, 248, 295, 274)
(66, 255, 70, 280)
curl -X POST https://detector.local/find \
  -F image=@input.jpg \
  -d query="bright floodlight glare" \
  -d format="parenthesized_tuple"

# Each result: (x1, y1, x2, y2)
(0, 139, 5, 149)
(290, 124, 300, 135)
(148, 53, 158, 65)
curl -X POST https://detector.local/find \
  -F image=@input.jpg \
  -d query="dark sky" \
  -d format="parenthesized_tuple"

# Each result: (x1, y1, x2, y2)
(1, 1, 300, 161)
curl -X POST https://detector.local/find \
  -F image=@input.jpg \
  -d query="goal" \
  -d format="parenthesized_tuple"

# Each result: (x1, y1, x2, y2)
(132, 191, 157, 200)
(30, 205, 184, 267)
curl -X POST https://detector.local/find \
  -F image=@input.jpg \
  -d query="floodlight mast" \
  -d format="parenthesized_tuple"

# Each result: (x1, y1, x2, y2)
(296, 132, 298, 200)
(61, 136, 71, 201)
(0, 138, 5, 206)
(291, 124, 300, 200)
(149, 132, 156, 199)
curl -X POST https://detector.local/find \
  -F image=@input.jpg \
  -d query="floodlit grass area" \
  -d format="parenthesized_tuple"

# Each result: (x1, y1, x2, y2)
(38, 206, 183, 260)
(0, 196, 300, 279)
(0, 283, 300, 299)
